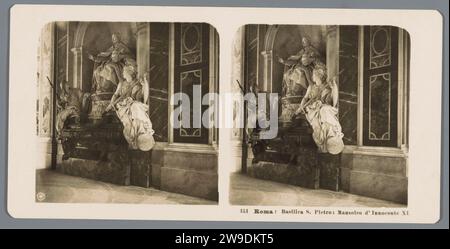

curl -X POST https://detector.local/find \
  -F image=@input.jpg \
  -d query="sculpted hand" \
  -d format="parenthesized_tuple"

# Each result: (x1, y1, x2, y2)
(140, 72, 150, 85)
(105, 103, 114, 112)
(330, 76, 338, 88)
(296, 106, 305, 115)
(88, 54, 95, 61)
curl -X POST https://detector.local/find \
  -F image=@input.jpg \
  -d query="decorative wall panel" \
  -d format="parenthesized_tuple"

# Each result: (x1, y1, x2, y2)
(180, 23, 202, 66)
(369, 26, 391, 69)
(38, 23, 54, 137)
(173, 23, 210, 144)
(363, 26, 398, 147)
(179, 69, 202, 137)
(369, 73, 391, 140)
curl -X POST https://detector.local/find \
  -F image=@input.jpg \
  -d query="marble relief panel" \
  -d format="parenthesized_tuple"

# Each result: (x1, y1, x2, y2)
(38, 23, 54, 137)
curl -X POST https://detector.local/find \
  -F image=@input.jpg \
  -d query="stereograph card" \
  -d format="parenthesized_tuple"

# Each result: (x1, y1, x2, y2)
(7, 5, 443, 223)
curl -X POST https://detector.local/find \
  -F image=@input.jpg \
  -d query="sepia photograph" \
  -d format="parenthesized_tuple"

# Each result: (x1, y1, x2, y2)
(35, 21, 219, 204)
(6, 5, 443, 224)
(229, 24, 410, 207)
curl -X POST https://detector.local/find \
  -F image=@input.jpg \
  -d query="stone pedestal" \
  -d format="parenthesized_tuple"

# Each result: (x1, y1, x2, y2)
(279, 96, 302, 127)
(249, 118, 320, 189)
(88, 92, 115, 123)
(248, 151, 319, 189)
(57, 156, 131, 185)
(58, 125, 130, 185)
(58, 124, 156, 189)
(249, 116, 342, 191)
(160, 148, 218, 201)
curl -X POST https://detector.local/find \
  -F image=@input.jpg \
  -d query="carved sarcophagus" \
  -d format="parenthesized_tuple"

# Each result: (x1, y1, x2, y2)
(58, 122, 131, 185)
(249, 116, 320, 189)
(58, 120, 152, 188)
(249, 115, 340, 191)
(60, 123, 126, 161)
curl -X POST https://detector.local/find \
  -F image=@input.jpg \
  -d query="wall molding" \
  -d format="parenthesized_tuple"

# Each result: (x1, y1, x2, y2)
(164, 143, 218, 154)
(343, 145, 408, 158)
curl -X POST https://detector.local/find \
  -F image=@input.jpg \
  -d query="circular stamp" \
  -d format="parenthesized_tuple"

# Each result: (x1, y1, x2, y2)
(36, 192, 46, 202)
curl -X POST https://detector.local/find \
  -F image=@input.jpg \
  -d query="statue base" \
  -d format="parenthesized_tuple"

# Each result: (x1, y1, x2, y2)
(279, 95, 302, 125)
(249, 114, 341, 191)
(88, 92, 114, 125)
(58, 124, 153, 187)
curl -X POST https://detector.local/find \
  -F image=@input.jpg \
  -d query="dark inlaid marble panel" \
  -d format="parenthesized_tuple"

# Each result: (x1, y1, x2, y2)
(318, 153, 341, 191)
(130, 150, 152, 188)
(338, 26, 359, 145)
(149, 23, 169, 142)
(362, 26, 398, 147)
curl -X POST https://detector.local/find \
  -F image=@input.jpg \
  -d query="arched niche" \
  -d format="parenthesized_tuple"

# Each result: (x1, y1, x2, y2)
(71, 22, 137, 92)
(261, 25, 327, 94)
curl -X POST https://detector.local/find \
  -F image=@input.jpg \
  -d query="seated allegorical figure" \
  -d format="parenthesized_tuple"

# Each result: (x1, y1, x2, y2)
(295, 64, 344, 154)
(105, 64, 155, 151)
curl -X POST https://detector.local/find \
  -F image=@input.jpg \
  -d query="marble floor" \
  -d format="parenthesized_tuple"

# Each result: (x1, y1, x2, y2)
(36, 169, 216, 205)
(229, 173, 405, 207)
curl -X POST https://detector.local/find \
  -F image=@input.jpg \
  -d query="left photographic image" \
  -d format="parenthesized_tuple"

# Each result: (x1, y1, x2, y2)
(35, 22, 219, 204)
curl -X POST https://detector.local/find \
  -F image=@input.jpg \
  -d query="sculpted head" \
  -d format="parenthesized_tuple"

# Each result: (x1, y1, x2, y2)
(60, 80, 71, 93)
(123, 65, 137, 82)
(302, 37, 311, 47)
(112, 32, 121, 44)
(312, 64, 327, 85)
(301, 53, 315, 66)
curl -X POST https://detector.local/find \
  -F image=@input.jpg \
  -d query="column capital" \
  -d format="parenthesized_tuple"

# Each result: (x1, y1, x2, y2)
(70, 46, 82, 54)
(260, 50, 273, 58)
(326, 25, 338, 37)
(136, 22, 150, 34)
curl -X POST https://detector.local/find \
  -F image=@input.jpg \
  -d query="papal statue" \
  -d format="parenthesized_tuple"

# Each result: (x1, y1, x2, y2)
(87, 32, 136, 121)
(88, 32, 134, 93)
(278, 37, 344, 154)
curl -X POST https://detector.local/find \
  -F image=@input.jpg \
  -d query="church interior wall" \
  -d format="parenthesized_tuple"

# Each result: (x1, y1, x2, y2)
(239, 24, 409, 204)
(36, 22, 219, 201)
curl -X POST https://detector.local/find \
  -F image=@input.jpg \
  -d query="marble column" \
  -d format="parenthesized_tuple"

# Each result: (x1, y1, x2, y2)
(230, 26, 245, 172)
(70, 47, 83, 89)
(260, 50, 273, 92)
(326, 25, 339, 81)
(136, 22, 151, 77)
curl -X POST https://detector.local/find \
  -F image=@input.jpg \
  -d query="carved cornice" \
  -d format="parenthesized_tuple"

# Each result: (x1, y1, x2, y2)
(70, 47, 82, 54)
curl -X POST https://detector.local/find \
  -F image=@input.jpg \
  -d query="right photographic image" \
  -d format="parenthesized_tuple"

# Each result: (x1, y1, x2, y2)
(229, 25, 410, 207)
